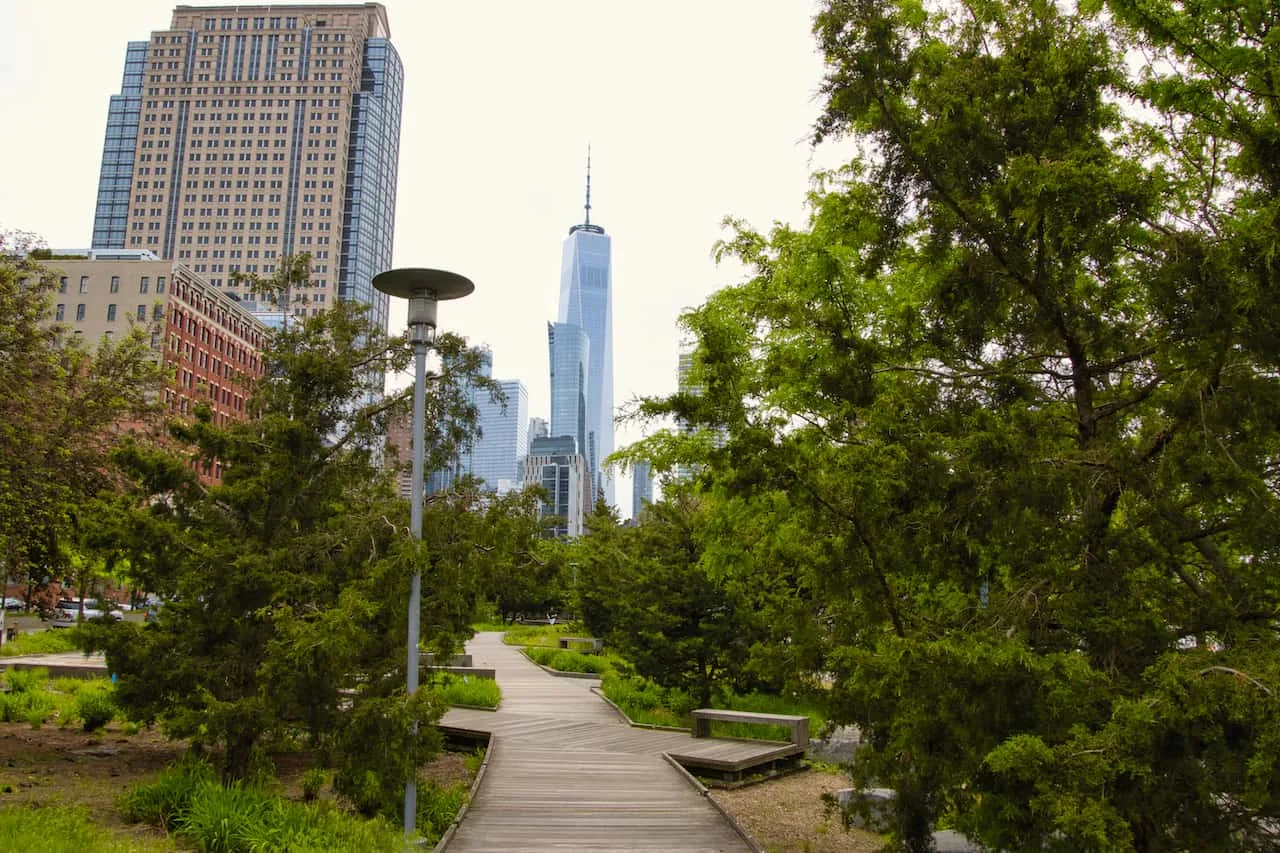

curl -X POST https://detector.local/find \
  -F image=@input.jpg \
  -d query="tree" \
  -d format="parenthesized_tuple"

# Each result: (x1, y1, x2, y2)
(622, 1, 1280, 849)
(84, 291, 497, 801)
(574, 489, 772, 706)
(0, 233, 164, 606)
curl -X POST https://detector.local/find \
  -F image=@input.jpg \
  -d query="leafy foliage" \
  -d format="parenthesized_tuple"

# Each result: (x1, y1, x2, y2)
(78, 274, 497, 810)
(616, 1, 1280, 849)
(0, 233, 164, 604)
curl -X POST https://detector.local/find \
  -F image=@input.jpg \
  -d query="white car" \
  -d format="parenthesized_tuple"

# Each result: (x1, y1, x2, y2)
(50, 604, 123, 628)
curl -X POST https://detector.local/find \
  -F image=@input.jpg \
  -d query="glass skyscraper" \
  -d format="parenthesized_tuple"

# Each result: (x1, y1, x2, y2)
(90, 5, 403, 335)
(467, 378, 529, 494)
(547, 321, 590, 472)
(556, 175, 614, 505)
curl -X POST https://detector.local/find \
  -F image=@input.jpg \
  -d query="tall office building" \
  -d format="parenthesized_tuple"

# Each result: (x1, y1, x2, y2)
(547, 321, 590, 488)
(467, 378, 529, 495)
(631, 460, 653, 520)
(91, 4, 403, 335)
(556, 157, 614, 505)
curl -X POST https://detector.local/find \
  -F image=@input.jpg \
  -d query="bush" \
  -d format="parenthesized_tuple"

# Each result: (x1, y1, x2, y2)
(431, 673, 501, 708)
(301, 767, 326, 801)
(119, 754, 216, 828)
(122, 756, 404, 851)
(417, 781, 469, 845)
(524, 646, 613, 675)
(73, 682, 117, 731)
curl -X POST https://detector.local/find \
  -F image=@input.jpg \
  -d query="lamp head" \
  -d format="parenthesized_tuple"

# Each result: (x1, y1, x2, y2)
(372, 268, 475, 344)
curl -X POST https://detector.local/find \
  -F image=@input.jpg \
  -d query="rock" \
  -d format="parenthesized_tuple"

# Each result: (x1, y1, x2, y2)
(806, 724, 861, 763)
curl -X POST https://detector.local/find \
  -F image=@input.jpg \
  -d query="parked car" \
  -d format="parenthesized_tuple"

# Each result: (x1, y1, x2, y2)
(49, 603, 124, 628)
(2, 597, 23, 611)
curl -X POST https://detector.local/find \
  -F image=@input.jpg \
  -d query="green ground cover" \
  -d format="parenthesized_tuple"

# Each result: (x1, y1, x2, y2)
(601, 674, 827, 740)
(0, 629, 79, 657)
(0, 805, 172, 852)
(523, 646, 615, 676)
(499, 622, 574, 647)
(0, 668, 119, 730)
(431, 672, 501, 708)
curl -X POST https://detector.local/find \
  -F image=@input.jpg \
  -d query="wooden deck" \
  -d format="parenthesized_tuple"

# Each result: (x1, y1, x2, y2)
(440, 632, 778, 851)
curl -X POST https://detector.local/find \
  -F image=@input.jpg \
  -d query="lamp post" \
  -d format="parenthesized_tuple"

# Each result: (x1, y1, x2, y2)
(371, 268, 474, 838)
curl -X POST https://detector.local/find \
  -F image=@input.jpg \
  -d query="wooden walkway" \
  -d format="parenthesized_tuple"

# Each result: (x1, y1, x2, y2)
(440, 632, 769, 852)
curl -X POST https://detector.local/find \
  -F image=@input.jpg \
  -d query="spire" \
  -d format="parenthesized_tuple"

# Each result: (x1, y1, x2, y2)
(569, 144, 605, 235)
(584, 144, 592, 226)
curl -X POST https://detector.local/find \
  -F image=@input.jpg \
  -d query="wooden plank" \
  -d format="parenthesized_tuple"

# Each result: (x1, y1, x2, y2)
(439, 633, 756, 851)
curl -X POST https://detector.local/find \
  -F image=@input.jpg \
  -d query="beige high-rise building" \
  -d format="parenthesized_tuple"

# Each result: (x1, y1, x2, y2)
(91, 4, 403, 334)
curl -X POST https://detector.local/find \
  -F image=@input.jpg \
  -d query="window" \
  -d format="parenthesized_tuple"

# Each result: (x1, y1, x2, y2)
(137, 305, 147, 321)
(59, 276, 67, 293)
(153, 305, 165, 321)
(157, 275, 166, 294)
(107, 304, 117, 321)
(75, 304, 86, 321)
(110, 275, 120, 293)
(55, 304, 65, 321)
(140, 276, 150, 294)
(79, 276, 89, 294)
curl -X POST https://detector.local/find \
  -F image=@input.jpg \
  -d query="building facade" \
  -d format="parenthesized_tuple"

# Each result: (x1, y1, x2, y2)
(547, 321, 589, 484)
(556, 177, 614, 506)
(524, 436, 589, 538)
(466, 378, 529, 495)
(631, 460, 653, 520)
(90, 4, 404, 334)
(48, 257, 269, 479)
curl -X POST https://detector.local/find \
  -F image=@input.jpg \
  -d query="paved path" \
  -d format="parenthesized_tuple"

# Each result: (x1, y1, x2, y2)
(440, 632, 753, 852)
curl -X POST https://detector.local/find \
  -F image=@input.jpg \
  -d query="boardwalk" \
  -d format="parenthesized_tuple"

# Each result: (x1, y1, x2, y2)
(441, 633, 757, 852)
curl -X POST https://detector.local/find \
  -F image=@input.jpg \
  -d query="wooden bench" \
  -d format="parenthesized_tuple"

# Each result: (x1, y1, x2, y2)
(691, 709, 810, 747)
(557, 636, 604, 654)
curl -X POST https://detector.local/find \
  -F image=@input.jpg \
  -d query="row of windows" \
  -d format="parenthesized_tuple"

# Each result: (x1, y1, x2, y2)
(146, 84, 350, 98)
(59, 274, 165, 295)
(56, 303, 157, 323)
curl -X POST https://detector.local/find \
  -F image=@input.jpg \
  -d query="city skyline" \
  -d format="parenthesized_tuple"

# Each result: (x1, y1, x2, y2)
(0, 0, 849, 518)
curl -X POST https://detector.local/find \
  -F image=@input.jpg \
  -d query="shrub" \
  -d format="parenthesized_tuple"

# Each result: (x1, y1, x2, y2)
(417, 781, 469, 845)
(3, 667, 49, 693)
(301, 767, 326, 802)
(119, 754, 216, 828)
(525, 646, 613, 675)
(431, 673, 501, 708)
(177, 782, 274, 852)
(73, 682, 117, 731)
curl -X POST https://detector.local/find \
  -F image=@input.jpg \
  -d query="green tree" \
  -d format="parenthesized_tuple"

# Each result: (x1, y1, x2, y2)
(0, 233, 164, 606)
(623, 1, 1280, 849)
(575, 489, 770, 706)
(84, 293, 497, 800)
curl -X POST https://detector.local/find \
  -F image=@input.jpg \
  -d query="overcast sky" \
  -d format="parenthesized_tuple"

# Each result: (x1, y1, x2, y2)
(0, 0, 847, 517)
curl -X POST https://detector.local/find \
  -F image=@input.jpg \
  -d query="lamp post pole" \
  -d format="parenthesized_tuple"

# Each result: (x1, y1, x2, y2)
(372, 268, 474, 839)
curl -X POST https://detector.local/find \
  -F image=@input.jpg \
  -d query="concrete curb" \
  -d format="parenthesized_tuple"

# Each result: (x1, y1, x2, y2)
(433, 730, 495, 853)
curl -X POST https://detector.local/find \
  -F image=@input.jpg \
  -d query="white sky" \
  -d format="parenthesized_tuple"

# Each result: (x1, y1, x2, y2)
(0, 0, 846, 518)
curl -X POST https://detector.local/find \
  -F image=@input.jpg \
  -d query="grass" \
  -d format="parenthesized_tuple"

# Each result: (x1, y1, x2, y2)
(430, 672, 501, 708)
(600, 674, 828, 739)
(499, 622, 574, 647)
(524, 646, 615, 676)
(122, 756, 412, 851)
(0, 669, 120, 730)
(0, 804, 172, 852)
(0, 628, 80, 657)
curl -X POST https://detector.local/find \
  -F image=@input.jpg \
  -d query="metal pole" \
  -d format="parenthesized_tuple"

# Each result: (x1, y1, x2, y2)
(404, 336, 427, 836)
